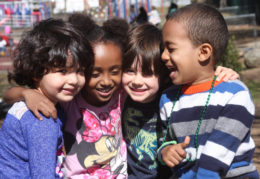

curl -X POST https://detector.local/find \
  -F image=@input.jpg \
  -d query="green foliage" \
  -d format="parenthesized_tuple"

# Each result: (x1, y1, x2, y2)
(217, 35, 243, 73)
(245, 81, 260, 103)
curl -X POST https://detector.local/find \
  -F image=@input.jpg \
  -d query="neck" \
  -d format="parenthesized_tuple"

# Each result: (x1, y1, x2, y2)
(189, 70, 215, 85)
(36, 87, 57, 105)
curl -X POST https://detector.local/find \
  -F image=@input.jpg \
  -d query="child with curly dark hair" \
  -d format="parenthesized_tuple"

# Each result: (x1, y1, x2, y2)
(0, 18, 94, 178)
(3, 14, 129, 178)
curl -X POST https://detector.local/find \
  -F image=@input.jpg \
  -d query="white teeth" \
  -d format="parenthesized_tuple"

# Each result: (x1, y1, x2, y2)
(98, 88, 111, 93)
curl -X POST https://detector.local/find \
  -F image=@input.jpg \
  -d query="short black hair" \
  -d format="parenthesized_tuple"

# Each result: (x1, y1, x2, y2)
(167, 3, 229, 63)
(8, 18, 94, 88)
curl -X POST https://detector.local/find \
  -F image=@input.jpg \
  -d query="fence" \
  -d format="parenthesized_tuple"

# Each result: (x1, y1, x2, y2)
(219, 5, 258, 48)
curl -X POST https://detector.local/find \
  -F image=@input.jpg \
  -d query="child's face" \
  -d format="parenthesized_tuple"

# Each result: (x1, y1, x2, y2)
(37, 58, 85, 104)
(83, 42, 122, 106)
(122, 59, 159, 103)
(161, 20, 201, 85)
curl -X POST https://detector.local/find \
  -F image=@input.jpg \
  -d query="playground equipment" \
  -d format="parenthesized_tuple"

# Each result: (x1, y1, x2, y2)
(0, 0, 52, 29)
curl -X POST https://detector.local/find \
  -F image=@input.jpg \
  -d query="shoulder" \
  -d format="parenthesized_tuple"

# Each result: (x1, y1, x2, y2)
(216, 80, 249, 94)
(160, 85, 180, 105)
(8, 101, 29, 120)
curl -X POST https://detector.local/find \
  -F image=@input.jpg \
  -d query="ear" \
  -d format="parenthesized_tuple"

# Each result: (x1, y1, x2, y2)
(33, 78, 40, 86)
(198, 43, 212, 62)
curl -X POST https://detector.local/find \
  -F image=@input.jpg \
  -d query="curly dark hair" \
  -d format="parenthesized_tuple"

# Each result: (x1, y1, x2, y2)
(68, 13, 129, 55)
(8, 18, 94, 88)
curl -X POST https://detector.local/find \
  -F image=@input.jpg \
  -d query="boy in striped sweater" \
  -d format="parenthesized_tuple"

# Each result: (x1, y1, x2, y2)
(158, 3, 259, 179)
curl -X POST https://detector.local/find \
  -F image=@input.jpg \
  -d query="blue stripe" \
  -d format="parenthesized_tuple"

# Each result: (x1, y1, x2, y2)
(214, 81, 246, 94)
(160, 89, 180, 108)
(170, 105, 220, 123)
(168, 103, 253, 127)
(177, 134, 208, 147)
(197, 167, 220, 179)
(229, 161, 251, 170)
(233, 149, 255, 163)
(199, 154, 228, 174)
(221, 104, 254, 128)
(209, 130, 241, 151)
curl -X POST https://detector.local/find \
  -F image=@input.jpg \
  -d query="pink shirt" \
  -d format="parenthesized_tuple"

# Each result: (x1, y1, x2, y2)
(61, 88, 127, 178)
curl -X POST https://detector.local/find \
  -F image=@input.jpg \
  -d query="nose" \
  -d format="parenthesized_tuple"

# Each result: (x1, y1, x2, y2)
(161, 48, 169, 64)
(67, 72, 78, 86)
(100, 74, 112, 87)
(132, 73, 143, 87)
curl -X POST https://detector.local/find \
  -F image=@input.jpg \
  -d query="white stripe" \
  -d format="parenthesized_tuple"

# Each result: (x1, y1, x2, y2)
(184, 145, 204, 161)
(184, 138, 255, 163)
(227, 90, 255, 115)
(8, 101, 28, 120)
(236, 137, 255, 156)
(202, 141, 235, 165)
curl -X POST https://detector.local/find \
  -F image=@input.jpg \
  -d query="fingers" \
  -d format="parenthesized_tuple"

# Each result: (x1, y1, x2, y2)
(215, 66, 225, 77)
(37, 101, 57, 120)
(23, 89, 57, 120)
(161, 144, 187, 168)
(164, 153, 183, 167)
(32, 109, 43, 121)
(180, 136, 190, 149)
(215, 66, 227, 81)
(215, 66, 240, 82)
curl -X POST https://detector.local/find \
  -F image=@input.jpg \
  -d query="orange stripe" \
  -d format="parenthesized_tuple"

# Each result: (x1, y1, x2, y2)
(182, 79, 223, 95)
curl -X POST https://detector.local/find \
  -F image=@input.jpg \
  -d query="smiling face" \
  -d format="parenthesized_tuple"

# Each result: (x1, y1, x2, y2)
(161, 20, 201, 85)
(83, 42, 122, 106)
(37, 58, 85, 104)
(122, 59, 159, 103)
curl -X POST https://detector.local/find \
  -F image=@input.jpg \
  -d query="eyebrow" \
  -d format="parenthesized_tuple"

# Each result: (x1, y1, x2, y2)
(93, 65, 122, 71)
(164, 41, 175, 46)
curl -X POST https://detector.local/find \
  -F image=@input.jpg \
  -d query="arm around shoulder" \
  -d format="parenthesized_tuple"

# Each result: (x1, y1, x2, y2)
(3, 86, 27, 104)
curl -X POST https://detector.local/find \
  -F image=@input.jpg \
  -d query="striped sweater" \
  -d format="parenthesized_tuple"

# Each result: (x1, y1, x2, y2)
(158, 79, 259, 179)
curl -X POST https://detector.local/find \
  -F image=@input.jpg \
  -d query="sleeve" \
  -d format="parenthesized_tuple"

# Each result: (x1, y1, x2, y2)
(157, 94, 177, 164)
(25, 114, 60, 178)
(196, 90, 255, 178)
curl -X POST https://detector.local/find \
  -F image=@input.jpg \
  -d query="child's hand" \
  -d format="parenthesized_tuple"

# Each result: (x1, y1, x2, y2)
(23, 89, 57, 120)
(161, 136, 190, 167)
(215, 66, 240, 82)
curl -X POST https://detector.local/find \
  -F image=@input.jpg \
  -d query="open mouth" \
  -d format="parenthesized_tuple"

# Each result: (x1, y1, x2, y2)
(129, 86, 147, 95)
(97, 87, 113, 97)
(167, 66, 177, 79)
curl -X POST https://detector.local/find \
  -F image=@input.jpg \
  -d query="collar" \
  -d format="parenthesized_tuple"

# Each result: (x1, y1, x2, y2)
(182, 79, 222, 95)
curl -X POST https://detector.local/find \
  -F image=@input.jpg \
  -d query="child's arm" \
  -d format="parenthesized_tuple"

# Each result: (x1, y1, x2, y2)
(3, 86, 57, 120)
(160, 136, 190, 167)
(195, 85, 255, 178)
(26, 113, 61, 177)
(215, 66, 239, 81)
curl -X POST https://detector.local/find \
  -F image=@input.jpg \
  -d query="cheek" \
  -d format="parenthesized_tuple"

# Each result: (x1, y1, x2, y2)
(149, 77, 160, 92)
(113, 73, 122, 84)
(85, 78, 97, 89)
(78, 75, 86, 89)
(122, 74, 130, 85)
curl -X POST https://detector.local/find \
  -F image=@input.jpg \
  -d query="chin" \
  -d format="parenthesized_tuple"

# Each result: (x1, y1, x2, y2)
(59, 96, 74, 102)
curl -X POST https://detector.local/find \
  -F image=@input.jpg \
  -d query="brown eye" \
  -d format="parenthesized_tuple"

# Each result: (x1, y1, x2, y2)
(126, 68, 135, 74)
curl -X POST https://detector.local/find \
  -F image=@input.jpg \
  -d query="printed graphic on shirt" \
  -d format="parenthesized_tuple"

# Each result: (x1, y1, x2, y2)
(64, 109, 126, 177)
(124, 107, 158, 169)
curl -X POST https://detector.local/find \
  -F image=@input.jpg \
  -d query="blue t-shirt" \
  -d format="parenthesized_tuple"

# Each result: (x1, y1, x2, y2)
(0, 101, 64, 178)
